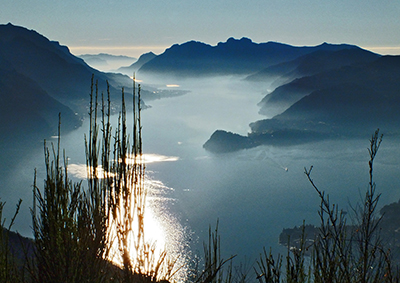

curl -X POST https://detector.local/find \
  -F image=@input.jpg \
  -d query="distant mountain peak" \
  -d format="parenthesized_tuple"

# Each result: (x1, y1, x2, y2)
(314, 41, 360, 50)
(225, 37, 253, 44)
(117, 51, 156, 75)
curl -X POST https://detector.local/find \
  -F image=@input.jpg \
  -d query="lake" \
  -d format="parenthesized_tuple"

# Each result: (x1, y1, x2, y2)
(2, 75, 400, 276)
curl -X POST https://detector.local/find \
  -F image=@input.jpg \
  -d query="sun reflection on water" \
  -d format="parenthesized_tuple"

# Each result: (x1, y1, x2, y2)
(107, 175, 190, 281)
(137, 153, 180, 164)
(68, 153, 190, 281)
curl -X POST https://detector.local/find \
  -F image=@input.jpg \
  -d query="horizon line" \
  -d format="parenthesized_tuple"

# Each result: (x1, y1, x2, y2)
(69, 45, 168, 57)
(69, 44, 400, 57)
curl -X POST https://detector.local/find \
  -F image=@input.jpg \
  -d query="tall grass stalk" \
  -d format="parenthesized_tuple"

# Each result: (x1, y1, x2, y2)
(31, 76, 177, 282)
(31, 115, 109, 282)
(85, 77, 176, 281)
(305, 129, 391, 282)
(0, 199, 24, 282)
(256, 129, 399, 283)
(192, 221, 236, 283)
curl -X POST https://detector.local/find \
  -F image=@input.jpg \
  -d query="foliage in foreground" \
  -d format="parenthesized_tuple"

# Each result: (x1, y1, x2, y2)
(255, 129, 400, 283)
(29, 77, 181, 283)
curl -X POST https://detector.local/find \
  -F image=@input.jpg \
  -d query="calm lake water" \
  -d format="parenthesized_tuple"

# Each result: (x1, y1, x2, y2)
(3, 75, 400, 273)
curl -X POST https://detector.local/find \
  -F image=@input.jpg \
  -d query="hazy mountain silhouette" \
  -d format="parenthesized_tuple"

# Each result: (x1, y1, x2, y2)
(78, 53, 136, 72)
(117, 52, 156, 76)
(258, 53, 392, 117)
(0, 63, 80, 141)
(1, 227, 34, 266)
(138, 38, 359, 77)
(246, 48, 379, 89)
(204, 55, 400, 153)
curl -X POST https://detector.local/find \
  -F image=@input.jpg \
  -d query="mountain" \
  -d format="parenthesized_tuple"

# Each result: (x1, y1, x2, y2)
(257, 52, 388, 117)
(246, 48, 380, 90)
(0, 63, 80, 141)
(117, 52, 156, 76)
(204, 55, 400, 153)
(203, 130, 254, 153)
(0, 23, 136, 117)
(1, 227, 34, 268)
(138, 38, 359, 77)
(0, 23, 192, 154)
(78, 53, 136, 72)
(0, 22, 149, 173)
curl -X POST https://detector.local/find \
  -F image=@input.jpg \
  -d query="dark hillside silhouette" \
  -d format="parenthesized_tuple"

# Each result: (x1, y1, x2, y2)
(0, 23, 133, 116)
(246, 48, 379, 88)
(258, 54, 400, 117)
(0, 23, 138, 175)
(0, 66, 80, 141)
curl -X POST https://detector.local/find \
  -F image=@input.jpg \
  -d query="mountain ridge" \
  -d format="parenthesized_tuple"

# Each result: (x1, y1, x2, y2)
(78, 53, 137, 72)
(246, 48, 380, 90)
(257, 52, 391, 117)
(138, 37, 361, 77)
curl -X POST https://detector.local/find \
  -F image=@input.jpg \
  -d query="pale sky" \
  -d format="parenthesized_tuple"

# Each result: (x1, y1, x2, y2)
(2, 0, 400, 58)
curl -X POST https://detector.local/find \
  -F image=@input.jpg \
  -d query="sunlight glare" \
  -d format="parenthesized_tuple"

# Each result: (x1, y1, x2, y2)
(143, 153, 179, 163)
(126, 153, 179, 164)
(131, 77, 143, 83)
(68, 158, 189, 281)
(69, 154, 179, 178)
(106, 177, 189, 281)
(68, 163, 114, 179)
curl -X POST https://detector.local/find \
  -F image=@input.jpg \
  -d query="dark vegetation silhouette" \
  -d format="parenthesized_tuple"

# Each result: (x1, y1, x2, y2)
(0, 77, 399, 282)
(29, 76, 183, 282)
(255, 130, 400, 283)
